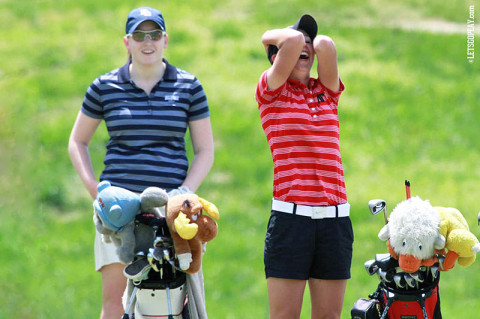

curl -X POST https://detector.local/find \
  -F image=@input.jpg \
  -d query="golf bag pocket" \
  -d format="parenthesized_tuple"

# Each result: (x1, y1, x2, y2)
(135, 284, 187, 319)
(381, 285, 441, 319)
(351, 298, 381, 319)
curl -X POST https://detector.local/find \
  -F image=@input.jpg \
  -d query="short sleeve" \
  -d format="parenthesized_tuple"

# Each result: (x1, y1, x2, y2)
(255, 71, 285, 107)
(81, 78, 104, 119)
(188, 77, 210, 121)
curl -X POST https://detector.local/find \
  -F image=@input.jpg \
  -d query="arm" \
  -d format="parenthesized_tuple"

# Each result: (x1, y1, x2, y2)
(314, 35, 340, 92)
(262, 28, 305, 90)
(182, 117, 214, 192)
(68, 111, 102, 199)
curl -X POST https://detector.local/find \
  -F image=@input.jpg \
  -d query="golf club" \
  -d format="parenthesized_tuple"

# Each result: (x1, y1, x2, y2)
(404, 274, 416, 288)
(410, 272, 424, 283)
(393, 274, 405, 288)
(368, 199, 388, 224)
(364, 259, 379, 276)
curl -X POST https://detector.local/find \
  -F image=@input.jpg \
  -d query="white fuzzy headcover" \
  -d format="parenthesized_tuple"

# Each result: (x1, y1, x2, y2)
(386, 196, 442, 259)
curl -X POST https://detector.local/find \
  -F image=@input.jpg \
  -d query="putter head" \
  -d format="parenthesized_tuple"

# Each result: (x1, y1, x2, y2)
(368, 199, 386, 215)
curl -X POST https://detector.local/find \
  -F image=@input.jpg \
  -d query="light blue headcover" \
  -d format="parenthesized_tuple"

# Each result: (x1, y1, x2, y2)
(93, 181, 141, 231)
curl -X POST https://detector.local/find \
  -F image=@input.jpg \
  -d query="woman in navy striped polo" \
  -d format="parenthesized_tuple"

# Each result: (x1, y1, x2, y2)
(68, 7, 213, 319)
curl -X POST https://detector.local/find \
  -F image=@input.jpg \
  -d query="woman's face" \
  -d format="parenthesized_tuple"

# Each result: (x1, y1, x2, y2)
(124, 20, 168, 65)
(291, 31, 315, 75)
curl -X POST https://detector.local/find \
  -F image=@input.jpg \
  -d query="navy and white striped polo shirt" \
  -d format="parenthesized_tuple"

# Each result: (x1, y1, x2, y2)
(81, 59, 210, 193)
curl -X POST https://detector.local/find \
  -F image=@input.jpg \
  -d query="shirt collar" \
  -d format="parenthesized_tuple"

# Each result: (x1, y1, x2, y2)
(287, 77, 317, 90)
(118, 58, 177, 83)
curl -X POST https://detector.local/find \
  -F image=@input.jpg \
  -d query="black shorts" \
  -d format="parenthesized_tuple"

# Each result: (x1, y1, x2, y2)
(264, 210, 354, 280)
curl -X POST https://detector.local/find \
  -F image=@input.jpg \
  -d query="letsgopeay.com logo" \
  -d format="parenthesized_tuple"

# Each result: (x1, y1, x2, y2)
(467, 5, 475, 63)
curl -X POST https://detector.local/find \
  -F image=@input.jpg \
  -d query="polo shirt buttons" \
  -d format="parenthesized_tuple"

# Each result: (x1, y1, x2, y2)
(313, 115, 317, 118)
(309, 98, 314, 103)
(147, 100, 153, 113)
(311, 107, 315, 111)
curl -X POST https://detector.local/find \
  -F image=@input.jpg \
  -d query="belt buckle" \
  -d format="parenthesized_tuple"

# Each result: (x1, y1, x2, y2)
(312, 206, 328, 219)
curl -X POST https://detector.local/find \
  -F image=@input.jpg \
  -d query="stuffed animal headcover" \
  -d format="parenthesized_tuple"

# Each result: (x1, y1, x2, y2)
(93, 181, 169, 264)
(379, 196, 480, 273)
(378, 196, 445, 273)
(166, 193, 219, 274)
(436, 206, 480, 269)
(94, 181, 141, 231)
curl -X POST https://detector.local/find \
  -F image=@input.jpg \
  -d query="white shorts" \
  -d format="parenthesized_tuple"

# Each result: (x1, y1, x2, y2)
(94, 230, 122, 271)
(93, 204, 167, 271)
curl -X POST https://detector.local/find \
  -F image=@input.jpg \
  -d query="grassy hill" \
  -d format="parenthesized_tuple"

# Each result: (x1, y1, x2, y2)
(0, 0, 478, 318)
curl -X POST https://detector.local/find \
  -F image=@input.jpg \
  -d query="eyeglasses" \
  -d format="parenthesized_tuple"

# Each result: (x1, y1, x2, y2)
(129, 29, 165, 42)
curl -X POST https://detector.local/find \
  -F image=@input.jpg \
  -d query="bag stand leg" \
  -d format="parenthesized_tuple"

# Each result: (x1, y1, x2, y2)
(166, 283, 174, 319)
(380, 297, 393, 319)
(122, 285, 138, 319)
(418, 294, 429, 319)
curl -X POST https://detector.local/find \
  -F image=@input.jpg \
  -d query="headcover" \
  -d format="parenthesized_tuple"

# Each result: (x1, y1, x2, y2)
(93, 181, 141, 231)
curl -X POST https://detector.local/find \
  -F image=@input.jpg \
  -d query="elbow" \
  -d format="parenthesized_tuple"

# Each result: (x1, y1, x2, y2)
(68, 135, 88, 161)
(67, 137, 76, 158)
(207, 149, 215, 172)
(314, 35, 337, 54)
(204, 148, 215, 171)
(284, 31, 305, 50)
(195, 145, 214, 167)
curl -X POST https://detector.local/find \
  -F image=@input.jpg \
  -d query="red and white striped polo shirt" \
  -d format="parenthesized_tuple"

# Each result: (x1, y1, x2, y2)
(255, 70, 347, 206)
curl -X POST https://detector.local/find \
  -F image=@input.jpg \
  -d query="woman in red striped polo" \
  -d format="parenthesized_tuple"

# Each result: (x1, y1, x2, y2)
(255, 14, 353, 319)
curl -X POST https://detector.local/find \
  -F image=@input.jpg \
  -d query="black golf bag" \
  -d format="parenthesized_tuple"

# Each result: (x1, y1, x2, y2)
(123, 213, 189, 319)
(351, 253, 442, 319)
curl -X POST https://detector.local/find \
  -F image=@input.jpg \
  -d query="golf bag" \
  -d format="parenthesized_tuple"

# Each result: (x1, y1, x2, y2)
(351, 253, 442, 319)
(123, 213, 189, 319)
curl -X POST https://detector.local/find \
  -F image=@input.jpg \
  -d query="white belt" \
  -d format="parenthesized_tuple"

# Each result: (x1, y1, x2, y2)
(271, 199, 350, 219)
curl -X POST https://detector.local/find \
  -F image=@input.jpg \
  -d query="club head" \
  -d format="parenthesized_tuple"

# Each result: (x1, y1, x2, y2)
(437, 256, 445, 271)
(404, 274, 416, 288)
(377, 269, 392, 283)
(163, 248, 171, 261)
(368, 199, 386, 215)
(151, 246, 163, 261)
(148, 248, 160, 272)
(364, 259, 378, 276)
(393, 274, 405, 288)
(410, 271, 424, 283)
(369, 199, 388, 223)
(147, 248, 154, 262)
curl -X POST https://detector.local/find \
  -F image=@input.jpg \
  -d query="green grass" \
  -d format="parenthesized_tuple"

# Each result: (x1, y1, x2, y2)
(0, 0, 479, 318)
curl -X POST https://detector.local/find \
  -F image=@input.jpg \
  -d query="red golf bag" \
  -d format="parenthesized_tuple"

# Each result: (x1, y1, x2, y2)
(351, 254, 442, 319)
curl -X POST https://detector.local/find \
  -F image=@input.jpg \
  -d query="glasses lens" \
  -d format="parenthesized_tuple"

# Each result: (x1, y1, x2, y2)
(132, 31, 145, 41)
(131, 30, 163, 42)
(150, 30, 163, 41)
(149, 31, 162, 40)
